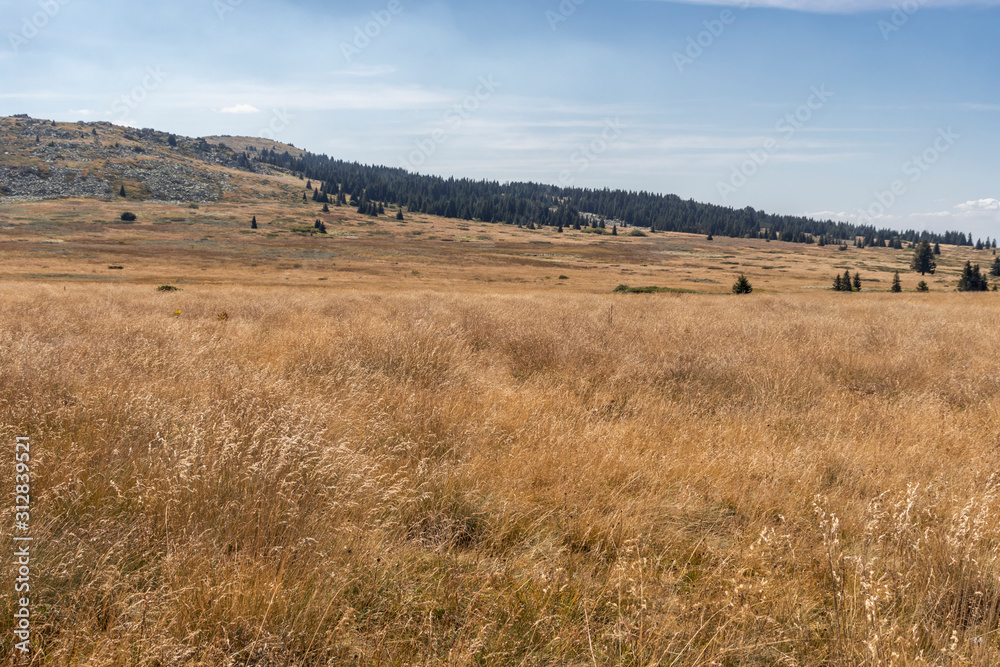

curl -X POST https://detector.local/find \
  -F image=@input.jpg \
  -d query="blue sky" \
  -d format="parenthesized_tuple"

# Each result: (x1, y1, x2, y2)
(2, 0, 999, 237)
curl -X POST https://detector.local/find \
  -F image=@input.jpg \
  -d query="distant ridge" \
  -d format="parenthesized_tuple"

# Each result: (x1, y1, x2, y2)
(0, 115, 982, 247)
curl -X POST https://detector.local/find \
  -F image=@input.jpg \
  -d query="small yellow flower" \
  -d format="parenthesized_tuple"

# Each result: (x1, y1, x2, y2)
(174, 309, 181, 317)
(218, 312, 229, 321)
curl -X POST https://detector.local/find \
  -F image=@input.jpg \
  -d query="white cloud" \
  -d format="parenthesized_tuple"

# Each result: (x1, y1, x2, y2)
(220, 104, 260, 114)
(955, 198, 1000, 212)
(111, 119, 138, 128)
(69, 109, 96, 116)
(646, 0, 1000, 12)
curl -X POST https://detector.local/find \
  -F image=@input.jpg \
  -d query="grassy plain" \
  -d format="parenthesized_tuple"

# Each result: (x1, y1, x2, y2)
(2, 189, 1000, 665)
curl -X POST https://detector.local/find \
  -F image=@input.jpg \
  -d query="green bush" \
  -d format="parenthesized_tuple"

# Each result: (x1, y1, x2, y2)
(156, 285, 179, 292)
(120, 212, 137, 222)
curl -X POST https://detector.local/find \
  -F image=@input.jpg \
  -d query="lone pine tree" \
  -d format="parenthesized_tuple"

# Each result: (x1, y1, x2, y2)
(251, 216, 257, 229)
(891, 272, 902, 293)
(732, 274, 753, 294)
(911, 240, 937, 275)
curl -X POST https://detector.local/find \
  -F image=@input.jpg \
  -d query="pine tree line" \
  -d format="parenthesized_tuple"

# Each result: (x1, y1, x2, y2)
(251, 147, 976, 245)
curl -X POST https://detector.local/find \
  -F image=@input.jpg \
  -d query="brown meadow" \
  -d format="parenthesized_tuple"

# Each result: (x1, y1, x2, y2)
(2, 280, 1000, 665)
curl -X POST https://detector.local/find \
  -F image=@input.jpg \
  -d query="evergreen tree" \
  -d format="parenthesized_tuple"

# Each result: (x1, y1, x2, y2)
(251, 215, 257, 229)
(933, 242, 941, 255)
(852, 272, 862, 291)
(732, 274, 753, 294)
(119, 185, 126, 198)
(891, 272, 902, 293)
(916, 280, 929, 292)
(706, 234, 713, 241)
(322, 203, 330, 213)
(396, 208, 404, 221)
(958, 261, 989, 291)
(612, 225, 618, 236)
(910, 240, 937, 275)
(557, 222, 564, 233)
(306, 180, 312, 189)
(833, 274, 843, 291)
(991, 256, 1000, 277)
(302, 192, 307, 202)
(843, 270, 853, 292)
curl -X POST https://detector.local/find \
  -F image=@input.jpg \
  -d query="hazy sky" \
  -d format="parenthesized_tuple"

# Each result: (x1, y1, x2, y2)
(2, 0, 998, 237)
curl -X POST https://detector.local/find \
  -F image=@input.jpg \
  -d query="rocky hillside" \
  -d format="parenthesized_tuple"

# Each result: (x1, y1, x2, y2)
(0, 115, 296, 203)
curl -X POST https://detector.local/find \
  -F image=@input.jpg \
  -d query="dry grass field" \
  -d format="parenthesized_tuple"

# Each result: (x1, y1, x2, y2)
(4, 128, 1000, 663)
(2, 275, 1000, 664)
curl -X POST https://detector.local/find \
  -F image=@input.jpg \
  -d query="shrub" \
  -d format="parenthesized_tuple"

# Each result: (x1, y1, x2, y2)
(628, 230, 647, 237)
(916, 281, 930, 292)
(156, 285, 179, 292)
(120, 212, 137, 222)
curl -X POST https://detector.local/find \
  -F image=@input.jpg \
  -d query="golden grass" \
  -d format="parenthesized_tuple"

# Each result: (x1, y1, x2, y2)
(2, 284, 1000, 664)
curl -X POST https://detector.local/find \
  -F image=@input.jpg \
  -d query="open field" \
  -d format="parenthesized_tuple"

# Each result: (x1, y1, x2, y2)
(0, 195, 997, 294)
(2, 275, 1000, 664)
(3, 189, 1000, 665)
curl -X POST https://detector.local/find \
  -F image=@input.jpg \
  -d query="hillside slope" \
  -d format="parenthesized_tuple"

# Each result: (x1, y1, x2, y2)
(0, 116, 297, 203)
